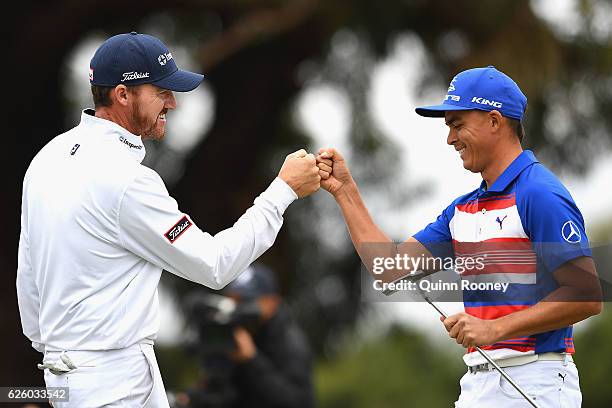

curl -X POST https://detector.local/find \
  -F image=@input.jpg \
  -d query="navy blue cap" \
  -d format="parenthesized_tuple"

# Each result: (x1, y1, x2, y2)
(415, 66, 527, 120)
(89, 32, 204, 92)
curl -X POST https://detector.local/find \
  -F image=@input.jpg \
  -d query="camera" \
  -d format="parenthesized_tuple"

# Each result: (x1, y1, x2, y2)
(184, 291, 263, 355)
(175, 291, 264, 408)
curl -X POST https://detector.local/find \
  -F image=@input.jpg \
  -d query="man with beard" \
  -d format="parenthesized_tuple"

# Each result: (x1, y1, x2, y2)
(17, 32, 323, 407)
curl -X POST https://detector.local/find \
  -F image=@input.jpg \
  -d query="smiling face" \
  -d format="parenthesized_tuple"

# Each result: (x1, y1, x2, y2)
(445, 110, 500, 174)
(127, 84, 177, 140)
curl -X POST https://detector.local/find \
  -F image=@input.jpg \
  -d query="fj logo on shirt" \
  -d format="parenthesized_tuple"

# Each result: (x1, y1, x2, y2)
(165, 216, 192, 243)
(70, 144, 80, 156)
(119, 136, 143, 150)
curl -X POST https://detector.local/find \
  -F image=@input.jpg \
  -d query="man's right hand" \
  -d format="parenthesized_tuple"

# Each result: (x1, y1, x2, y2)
(316, 147, 354, 197)
(278, 149, 321, 198)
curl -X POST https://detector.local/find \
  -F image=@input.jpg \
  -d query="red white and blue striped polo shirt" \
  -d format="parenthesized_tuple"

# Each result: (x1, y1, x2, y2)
(414, 150, 591, 365)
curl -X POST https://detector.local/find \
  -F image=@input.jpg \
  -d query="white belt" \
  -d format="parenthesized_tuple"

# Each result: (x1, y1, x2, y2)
(468, 352, 573, 374)
(38, 343, 145, 376)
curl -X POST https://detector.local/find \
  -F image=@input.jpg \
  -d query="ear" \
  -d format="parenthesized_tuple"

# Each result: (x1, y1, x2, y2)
(112, 85, 129, 107)
(488, 110, 503, 133)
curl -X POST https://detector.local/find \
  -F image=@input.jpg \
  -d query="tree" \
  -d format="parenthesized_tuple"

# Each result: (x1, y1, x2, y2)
(5, 0, 612, 388)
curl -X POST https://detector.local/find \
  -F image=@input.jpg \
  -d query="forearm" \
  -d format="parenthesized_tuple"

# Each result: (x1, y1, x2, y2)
(493, 289, 602, 342)
(16, 277, 43, 351)
(334, 182, 409, 282)
(122, 175, 296, 290)
(17, 228, 44, 353)
(210, 177, 297, 288)
(320, 148, 428, 281)
(494, 256, 602, 342)
(335, 182, 390, 245)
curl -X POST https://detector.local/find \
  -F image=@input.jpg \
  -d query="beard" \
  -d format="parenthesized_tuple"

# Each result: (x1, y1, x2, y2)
(131, 101, 164, 140)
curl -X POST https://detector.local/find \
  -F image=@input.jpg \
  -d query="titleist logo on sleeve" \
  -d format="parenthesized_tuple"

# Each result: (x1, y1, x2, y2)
(164, 216, 192, 244)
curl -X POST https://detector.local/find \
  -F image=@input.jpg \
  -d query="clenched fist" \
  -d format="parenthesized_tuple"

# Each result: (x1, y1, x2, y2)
(441, 312, 501, 348)
(278, 149, 322, 198)
(316, 147, 354, 197)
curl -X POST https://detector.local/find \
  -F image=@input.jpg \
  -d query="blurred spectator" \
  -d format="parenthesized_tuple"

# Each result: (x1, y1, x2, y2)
(176, 263, 314, 408)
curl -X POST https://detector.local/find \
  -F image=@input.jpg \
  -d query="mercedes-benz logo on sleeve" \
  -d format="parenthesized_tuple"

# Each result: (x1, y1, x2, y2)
(561, 220, 582, 243)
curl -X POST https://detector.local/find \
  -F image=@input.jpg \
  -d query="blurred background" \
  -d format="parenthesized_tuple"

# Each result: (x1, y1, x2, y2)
(5, 0, 612, 406)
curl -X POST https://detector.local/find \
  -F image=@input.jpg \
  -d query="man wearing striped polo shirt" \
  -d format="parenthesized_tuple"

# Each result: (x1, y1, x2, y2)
(315, 66, 602, 406)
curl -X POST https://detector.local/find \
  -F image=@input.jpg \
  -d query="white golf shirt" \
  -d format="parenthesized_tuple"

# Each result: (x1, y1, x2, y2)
(17, 109, 297, 354)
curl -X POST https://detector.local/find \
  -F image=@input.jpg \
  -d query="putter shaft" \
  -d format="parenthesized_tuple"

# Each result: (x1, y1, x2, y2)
(425, 297, 541, 408)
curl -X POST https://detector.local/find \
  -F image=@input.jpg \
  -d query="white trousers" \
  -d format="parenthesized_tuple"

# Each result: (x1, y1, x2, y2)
(454, 360, 581, 407)
(43, 344, 169, 408)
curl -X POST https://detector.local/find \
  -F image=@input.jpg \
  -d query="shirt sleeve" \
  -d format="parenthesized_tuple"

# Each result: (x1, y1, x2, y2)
(413, 201, 455, 259)
(16, 204, 45, 354)
(518, 183, 591, 272)
(118, 169, 297, 290)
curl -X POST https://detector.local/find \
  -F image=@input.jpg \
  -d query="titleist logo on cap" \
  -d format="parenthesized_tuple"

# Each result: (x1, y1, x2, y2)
(90, 33, 203, 91)
(121, 71, 150, 82)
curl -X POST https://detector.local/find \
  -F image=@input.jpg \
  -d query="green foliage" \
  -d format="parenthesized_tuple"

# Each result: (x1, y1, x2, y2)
(315, 325, 464, 408)
(8, 0, 612, 388)
(156, 345, 202, 392)
(315, 312, 612, 408)
(574, 310, 612, 408)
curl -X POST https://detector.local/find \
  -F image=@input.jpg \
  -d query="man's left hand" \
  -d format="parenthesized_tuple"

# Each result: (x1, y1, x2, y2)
(230, 327, 257, 362)
(441, 313, 500, 348)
